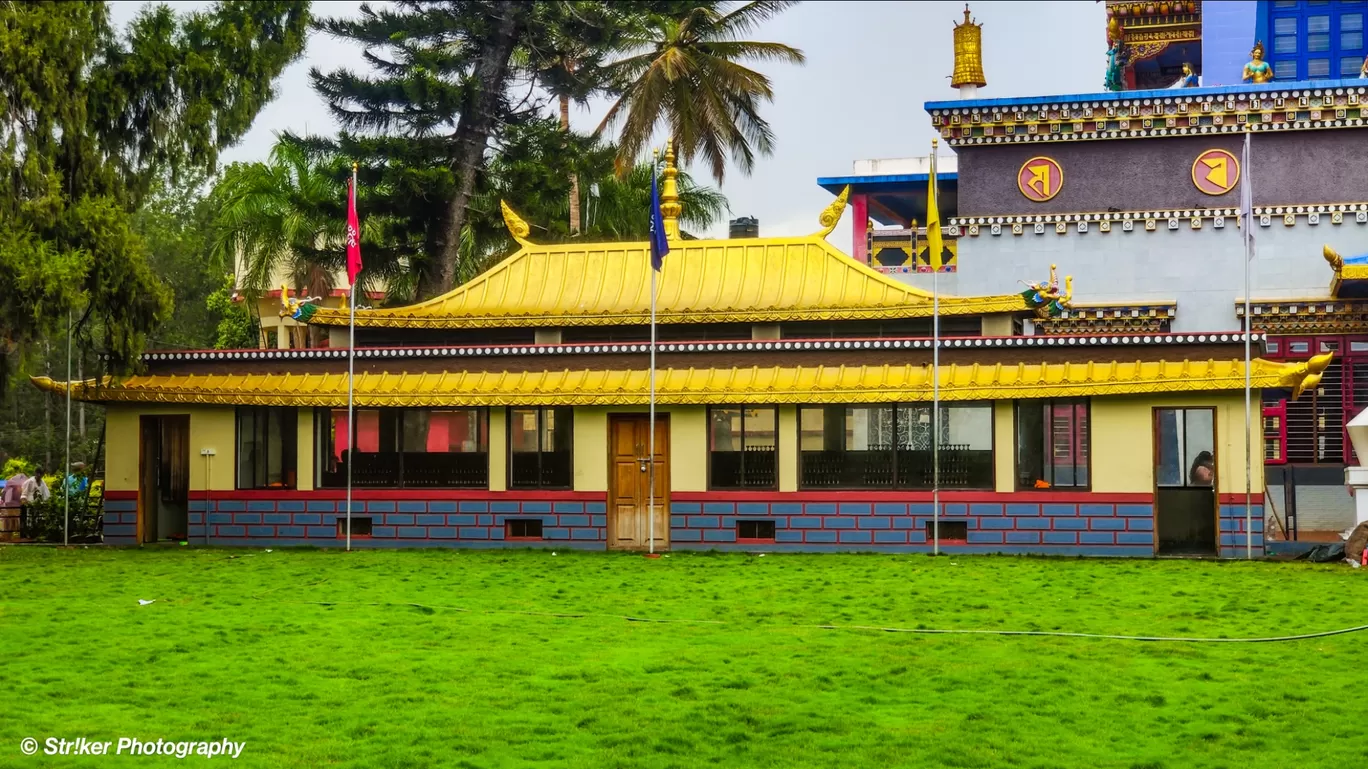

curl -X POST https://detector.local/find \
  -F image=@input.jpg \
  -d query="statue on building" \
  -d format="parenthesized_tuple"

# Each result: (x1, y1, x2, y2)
(1242, 41, 1273, 84)
(1360, 54, 1368, 79)
(1170, 62, 1199, 88)
(1020, 264, 1073, 317)
(1104, 18, 1129, 92)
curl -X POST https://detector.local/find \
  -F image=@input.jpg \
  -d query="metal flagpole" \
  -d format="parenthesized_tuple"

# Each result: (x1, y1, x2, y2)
(1242, 130, 1253, 559)
(64, 309, 72, 547)
(931, 142, 941, 557)
(648, 264, 657, 555)
(346, 165, 357, 553)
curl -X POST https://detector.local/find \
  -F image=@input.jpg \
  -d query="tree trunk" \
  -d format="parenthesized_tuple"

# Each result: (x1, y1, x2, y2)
(430, 1, 522, 299)
(561, 91, 581, 236)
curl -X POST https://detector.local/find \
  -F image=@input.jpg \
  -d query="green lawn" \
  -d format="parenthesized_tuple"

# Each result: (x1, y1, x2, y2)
(2, 547, 1365, 768)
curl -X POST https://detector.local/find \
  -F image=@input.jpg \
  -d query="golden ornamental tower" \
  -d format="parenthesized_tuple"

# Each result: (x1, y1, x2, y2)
(951, 4, 987, 95)
(660, 140, 683, 240)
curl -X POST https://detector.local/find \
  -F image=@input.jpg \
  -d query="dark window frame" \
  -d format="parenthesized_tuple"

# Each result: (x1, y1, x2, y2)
(1154, 407, 1218, 490)
(736, 519, 777, 543)
(505, 519, 544, 540)
(234, 406, 298, 490)
(1014, 399, 1092, 491)
(337, 516, 373, 539)
(797, 403, 995, 490)
(707, 406, 779, 490)
(313, 407, 490, 489)
(507, 407, 574, 490)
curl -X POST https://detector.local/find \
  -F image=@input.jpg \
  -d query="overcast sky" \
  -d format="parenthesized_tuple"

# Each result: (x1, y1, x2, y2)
(110, 0, 1106, 248)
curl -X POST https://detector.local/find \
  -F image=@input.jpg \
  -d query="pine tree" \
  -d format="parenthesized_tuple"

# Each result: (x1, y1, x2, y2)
(308, 1, 658, 299)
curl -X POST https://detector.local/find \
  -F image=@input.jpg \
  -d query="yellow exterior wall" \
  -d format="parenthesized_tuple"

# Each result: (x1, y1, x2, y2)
(488, 407, 507, 491)
(1089, 393, 1263, 495)
(570, 405, 707, 492)
(778, 405, 798, 492)
(101, 393, 1262, 498)
(296, 408, 314, 491)
(104, 405, 237, 493)
(993, 401, 1015, 493)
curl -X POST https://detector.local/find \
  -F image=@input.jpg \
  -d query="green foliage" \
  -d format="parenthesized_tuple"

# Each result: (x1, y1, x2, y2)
(2, 457, 34, 478)
(134, 173, 225, 351)
(206, 275, 260, 350)
(598, 1, 805, 183)
(0, 0, 309, 392)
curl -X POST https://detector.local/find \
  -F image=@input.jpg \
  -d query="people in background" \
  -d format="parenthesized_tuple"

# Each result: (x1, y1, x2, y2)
(66, 462, 90, 495)
(20, 466, 49, 505)
(0, 470, 26, 538)
(1189, 452, 1214, 486)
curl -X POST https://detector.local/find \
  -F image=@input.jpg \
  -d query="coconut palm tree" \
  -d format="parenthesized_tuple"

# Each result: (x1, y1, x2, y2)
(579, 160, 729, 240)
(596, 1, 805, 184)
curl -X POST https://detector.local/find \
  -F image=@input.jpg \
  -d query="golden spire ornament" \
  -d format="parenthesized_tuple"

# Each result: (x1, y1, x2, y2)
(660, 141, 682, 240)
(951, 4, 987, 93)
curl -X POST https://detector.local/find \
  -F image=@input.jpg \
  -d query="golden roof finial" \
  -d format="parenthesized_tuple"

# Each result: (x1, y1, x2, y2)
(951, 4, 986, 90)
(660, 140, 682, 240)
(500, 200, 533, 246)
(1324, 244, 1343, 271)
(814, 185, 850, 239)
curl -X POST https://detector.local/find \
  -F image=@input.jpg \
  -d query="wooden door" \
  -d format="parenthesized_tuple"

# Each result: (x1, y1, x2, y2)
(607, 415, 670, 551)
(138, 416, 159, 544)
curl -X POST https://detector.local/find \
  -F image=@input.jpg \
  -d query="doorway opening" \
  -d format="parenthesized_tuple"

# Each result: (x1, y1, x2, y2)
(1153, 407, 1217, 555)
(139, 415, 190, 543)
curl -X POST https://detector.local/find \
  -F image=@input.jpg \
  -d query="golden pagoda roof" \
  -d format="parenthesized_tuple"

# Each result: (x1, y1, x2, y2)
(306, 194, 1039, 329)
(33, 354, 1331, 407)
(307, 238, 1035, 329)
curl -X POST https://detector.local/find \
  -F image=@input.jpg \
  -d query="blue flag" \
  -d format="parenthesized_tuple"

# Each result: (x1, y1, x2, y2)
(650, 162, 670, 271)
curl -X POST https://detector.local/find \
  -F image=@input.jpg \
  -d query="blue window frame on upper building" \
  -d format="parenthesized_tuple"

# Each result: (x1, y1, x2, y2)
(1267, 0, 1367, 81)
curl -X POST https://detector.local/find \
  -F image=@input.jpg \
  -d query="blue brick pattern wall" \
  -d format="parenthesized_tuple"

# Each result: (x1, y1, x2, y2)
(103, 498, 607, 549)
(102, 498, 140, 545)
(1218, 503, 1266, 558)
(670, 500, 1158, 556)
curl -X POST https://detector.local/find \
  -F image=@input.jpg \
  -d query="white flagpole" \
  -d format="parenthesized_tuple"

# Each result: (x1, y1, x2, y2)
(1242, 131, 1253, 559)
(64, 309, 72, 547)
(931, 144, 941, 557)
(346, 164, 357, 553)
(649, 264, 657, 555)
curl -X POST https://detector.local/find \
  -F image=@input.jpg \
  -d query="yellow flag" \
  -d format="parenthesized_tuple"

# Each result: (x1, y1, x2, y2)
(926, 144, 943, 272)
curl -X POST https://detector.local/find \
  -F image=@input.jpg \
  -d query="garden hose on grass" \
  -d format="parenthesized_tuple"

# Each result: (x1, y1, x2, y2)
(246, 581, 1368, 644)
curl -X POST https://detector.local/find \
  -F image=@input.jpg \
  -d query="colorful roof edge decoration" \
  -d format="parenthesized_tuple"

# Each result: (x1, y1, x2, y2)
(304, 171, 1054, 329)
(33, 354, 1333, 407)
(1324, 243, 1368, 299)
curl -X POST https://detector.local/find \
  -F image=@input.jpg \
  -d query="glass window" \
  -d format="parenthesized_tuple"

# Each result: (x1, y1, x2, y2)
(509, 408, 573, 489)
(1273, 59, 1299, 80)
(1344, 32, 1365, 50)
(1308, 33, 1331, 52)
(1344, 13, 1364, 31)
(1308, 15, 1330, 33)
(799, 403, 992, 489)
(1016, 399, 1090, 490)
(1274, 35, 1298, 54)
(1155, 408, 1216, 488)
(1308, 58, 1331, 77)
(708, 407, 778, 489)
(236, 407, 298, 489)
(1273, 0, 1298, 7)
(315, 408, 488, 488)
(1273, 17, 1298, 35)
(1343, 56, 1364, 76)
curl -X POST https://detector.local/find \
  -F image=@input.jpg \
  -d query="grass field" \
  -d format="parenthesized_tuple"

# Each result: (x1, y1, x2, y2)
(2, 546, 1366, 768)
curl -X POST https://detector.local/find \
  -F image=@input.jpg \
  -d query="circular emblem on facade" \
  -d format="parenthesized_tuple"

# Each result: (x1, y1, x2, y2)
(1191, 149, 1240, 195)
(1017, 157, 1063, 202)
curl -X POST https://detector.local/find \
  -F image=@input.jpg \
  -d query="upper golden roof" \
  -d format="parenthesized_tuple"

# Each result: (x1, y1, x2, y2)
(305, 190, 1041, 329)
(33, 353, 1331, 407)
(307, 233, 1034, 329)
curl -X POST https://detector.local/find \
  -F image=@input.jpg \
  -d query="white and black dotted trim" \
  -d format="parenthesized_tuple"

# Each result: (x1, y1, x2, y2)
(141, 332, 1266, 363)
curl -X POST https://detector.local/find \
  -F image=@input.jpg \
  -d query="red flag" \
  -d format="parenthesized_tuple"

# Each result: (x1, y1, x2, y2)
(346, 175, 362, 287)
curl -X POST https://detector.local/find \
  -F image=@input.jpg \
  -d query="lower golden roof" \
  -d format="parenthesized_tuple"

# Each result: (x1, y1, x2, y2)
(33, 355, 1330, 407)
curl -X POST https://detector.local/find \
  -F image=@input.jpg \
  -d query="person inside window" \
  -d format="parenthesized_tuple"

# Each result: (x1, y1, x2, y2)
(1188, 451, 1214, 486)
